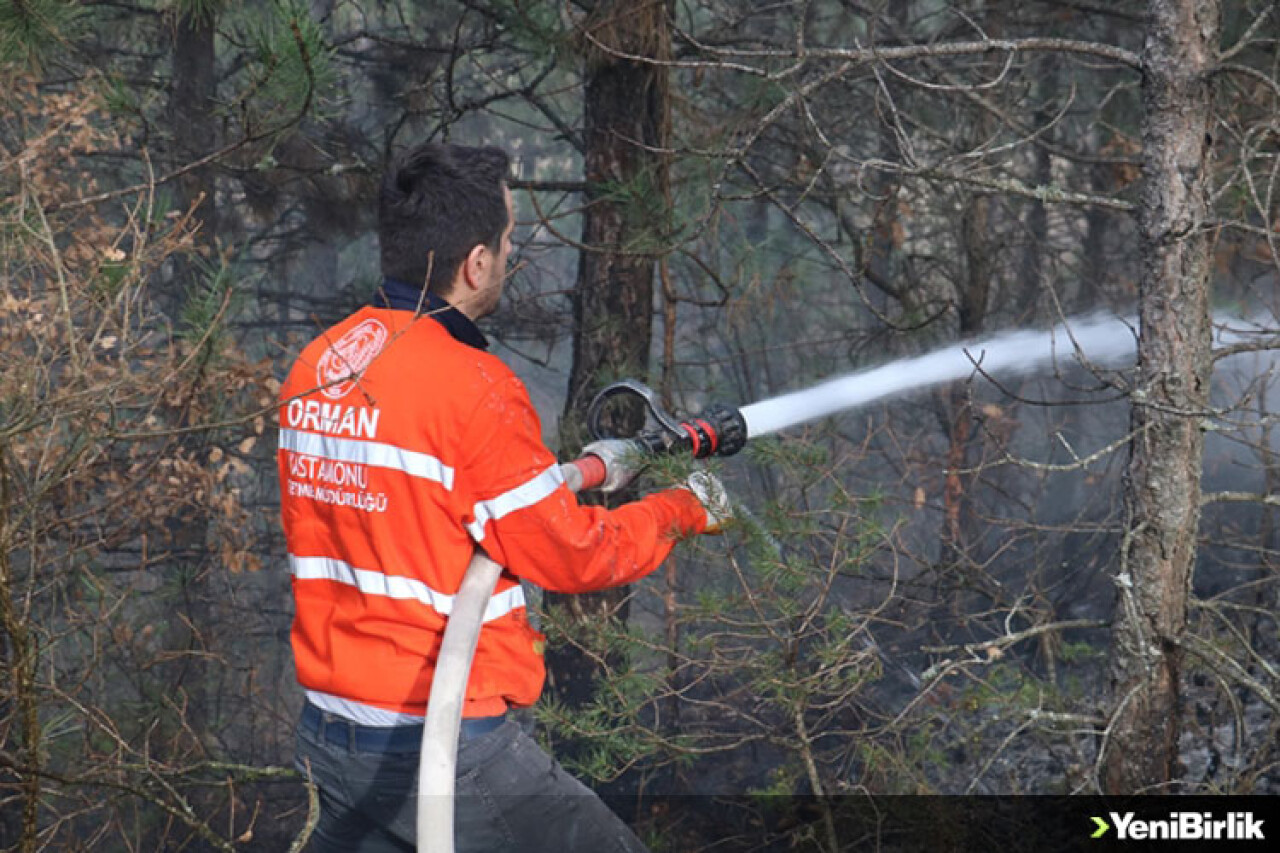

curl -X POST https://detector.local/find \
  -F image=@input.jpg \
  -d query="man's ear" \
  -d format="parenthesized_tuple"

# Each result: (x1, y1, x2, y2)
(460, 243, 489, 290)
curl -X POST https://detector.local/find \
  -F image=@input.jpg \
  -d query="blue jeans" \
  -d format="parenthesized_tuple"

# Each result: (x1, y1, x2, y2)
(295, 705, 649, 852)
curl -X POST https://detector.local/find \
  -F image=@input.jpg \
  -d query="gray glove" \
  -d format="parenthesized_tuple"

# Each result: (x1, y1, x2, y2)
(580, 439, 643, 493)
(685, 469, 733, 533)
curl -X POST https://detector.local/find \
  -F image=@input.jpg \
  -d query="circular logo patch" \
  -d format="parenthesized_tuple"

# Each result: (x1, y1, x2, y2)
(316, 318, 389, 400)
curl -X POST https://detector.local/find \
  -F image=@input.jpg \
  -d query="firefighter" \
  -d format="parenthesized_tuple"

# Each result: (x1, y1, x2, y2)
(278, 142, 728, 852)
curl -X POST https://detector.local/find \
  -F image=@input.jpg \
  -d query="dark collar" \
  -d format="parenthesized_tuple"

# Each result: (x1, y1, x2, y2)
(374, 278, 489, 351)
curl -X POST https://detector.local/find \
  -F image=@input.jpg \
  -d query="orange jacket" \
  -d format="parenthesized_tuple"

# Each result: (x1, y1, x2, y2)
(278, 300, 706, 721)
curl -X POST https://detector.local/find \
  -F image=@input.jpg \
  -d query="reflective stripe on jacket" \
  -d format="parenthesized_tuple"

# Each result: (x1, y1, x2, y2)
(278, 305, 706, 718)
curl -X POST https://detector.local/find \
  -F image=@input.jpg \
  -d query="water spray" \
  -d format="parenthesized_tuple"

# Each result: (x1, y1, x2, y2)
(739, 313, 1137, 438)
(568, 313, 1138, 485)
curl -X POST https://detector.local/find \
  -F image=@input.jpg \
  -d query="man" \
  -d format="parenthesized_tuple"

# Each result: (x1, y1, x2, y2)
(278, 142, 724, 852)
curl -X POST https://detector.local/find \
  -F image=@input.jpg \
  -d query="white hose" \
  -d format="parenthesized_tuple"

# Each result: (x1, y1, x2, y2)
(417, 462, 585, 853)
(416, 549, 502, 853)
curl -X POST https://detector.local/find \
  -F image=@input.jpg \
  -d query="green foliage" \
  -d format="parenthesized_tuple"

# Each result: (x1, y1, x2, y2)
(751, 763, 803, 797)
(178, 255, 243, 359)
(533, 663, 667, 783)
(539, 434, 898, 807)
(1058, 639, 1103, 664)
(0, 0, 84, 69)
(241, 0, 336, 128)
(491, 0, 569, 60)
(849, 738, 936, 794)
(594, 168, 671, 253)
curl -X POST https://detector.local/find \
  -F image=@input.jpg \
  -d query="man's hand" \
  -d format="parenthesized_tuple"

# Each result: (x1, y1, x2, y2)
(685, 470, 733, 534)
(580, 439, 643, 493)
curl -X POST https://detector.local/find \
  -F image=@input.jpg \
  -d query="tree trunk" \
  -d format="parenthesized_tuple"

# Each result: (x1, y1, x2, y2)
(940, 4, 1001, 575)
(938, 180, 993, 573)
(160, 3, 221, 746)
(168, 6, 220, 280)
(1019, 56, 1056, 321)
(1103, 0, 1219, 794)
(545, 0, 672, 710)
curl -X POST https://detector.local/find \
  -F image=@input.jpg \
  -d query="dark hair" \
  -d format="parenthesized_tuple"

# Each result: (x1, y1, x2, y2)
(378, 143, 511, 295)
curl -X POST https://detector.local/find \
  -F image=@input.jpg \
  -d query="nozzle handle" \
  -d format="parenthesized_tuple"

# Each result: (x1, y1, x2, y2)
(586, 379, 684, 442)
(586, 380, 747, 459)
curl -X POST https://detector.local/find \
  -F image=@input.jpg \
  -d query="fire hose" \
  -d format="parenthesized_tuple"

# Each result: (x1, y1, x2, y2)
(416, 381, 746, 853)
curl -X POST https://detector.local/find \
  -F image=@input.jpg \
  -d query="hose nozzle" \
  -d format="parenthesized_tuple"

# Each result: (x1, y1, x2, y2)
(678, 402, 747, 459)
